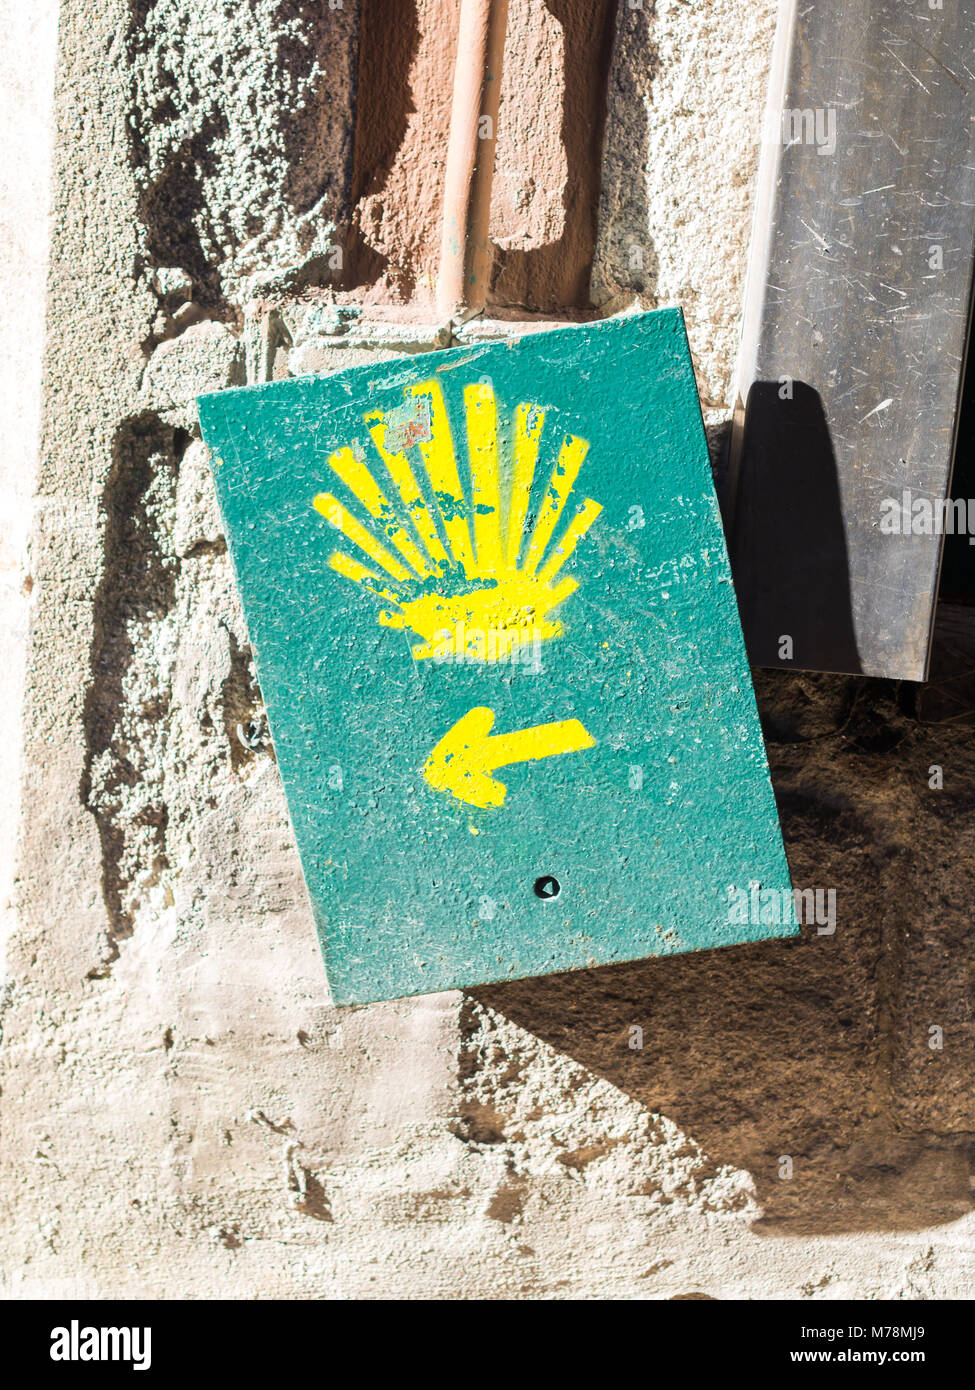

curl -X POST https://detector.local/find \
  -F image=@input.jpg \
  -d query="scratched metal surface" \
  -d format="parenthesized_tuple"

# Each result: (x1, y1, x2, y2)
(728, 0, 975, 681)
(199, 310, 792, 1005)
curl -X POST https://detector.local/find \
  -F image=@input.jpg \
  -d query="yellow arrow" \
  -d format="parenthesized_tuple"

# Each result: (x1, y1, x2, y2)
(423, 706, 596, 809)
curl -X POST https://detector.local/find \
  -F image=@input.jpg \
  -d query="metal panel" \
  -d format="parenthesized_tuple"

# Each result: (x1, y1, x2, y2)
(199, 311, 793, 1005)
(728, 0, 975, 680)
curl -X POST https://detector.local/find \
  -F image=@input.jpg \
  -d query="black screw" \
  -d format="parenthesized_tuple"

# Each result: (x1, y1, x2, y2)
(533, 875, 561, 900)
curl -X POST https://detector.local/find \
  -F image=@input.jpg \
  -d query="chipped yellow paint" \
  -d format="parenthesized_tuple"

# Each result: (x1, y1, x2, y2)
(328, 551, 404, 608)
(423, 706, 597, 809)
(365, 410, 449, 572)
(314, 380, 602, 663)
(464, 381, 503, 579)
(508, 402, 544, 568)
(313, 493, 412, 585)
(537, 496, 604, 585)
(522, 434, 589, 576)
(377, 575, 579, 660)
(323, 446, 431, 577)
(410, 379, 476, 577)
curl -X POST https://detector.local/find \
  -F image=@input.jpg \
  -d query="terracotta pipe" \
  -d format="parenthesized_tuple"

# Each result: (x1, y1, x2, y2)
(436, 0, 509, 324)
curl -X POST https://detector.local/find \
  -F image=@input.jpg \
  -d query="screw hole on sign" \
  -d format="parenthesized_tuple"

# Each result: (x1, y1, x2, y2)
(533, 875, 561, 900)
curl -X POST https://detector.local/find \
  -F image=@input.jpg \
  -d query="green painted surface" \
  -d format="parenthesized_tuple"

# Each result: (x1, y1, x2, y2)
(198, 309, 795, 1005)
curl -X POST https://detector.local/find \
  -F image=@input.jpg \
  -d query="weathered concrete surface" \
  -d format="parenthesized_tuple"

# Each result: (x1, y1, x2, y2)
(0, 0, 60, 967)
(1, 0, 972, 1299)
(592, 0, 780, 416)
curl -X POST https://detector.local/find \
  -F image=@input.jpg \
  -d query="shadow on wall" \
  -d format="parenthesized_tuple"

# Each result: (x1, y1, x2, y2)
(79, 413, 188, 977)
(588, 0, 659, 312)
(729, 380, 862, 674)
(473, 669, 975, 1236)
(342, 0, 422, 296)
(489, 0, 619, 312)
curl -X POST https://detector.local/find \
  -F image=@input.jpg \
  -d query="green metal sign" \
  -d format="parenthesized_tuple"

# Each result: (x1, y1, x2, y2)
(198, 310, 793, 1005)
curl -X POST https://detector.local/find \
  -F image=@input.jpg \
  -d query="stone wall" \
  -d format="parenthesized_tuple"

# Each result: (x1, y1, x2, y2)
(1, 0, 972, 1298)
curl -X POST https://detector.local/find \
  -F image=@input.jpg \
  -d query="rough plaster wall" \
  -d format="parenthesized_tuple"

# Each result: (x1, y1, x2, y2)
(1, 0, 973, 1299)
(0, 0, 60, 966)
(593, 0, 778, 415)
(343, 0, 459, 305)
(126, 0, 358, 317)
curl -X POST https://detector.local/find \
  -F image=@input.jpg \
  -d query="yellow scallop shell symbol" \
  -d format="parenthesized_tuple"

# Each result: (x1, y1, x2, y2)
(313, 377, 602, 662)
